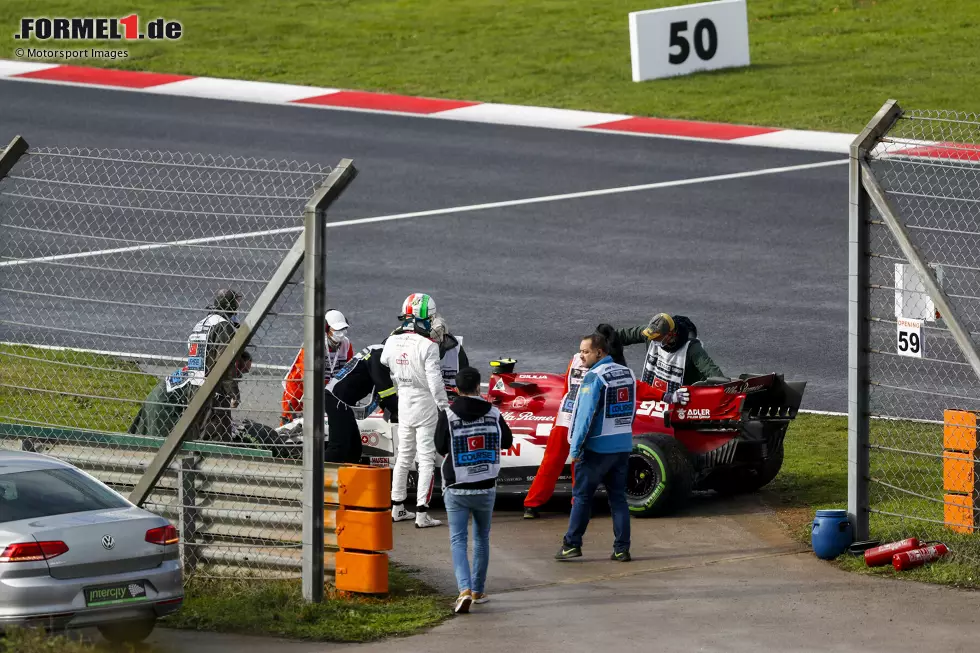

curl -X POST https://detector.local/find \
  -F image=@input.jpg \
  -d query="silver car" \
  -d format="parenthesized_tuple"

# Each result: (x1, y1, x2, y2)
(0, 450, 183, 643)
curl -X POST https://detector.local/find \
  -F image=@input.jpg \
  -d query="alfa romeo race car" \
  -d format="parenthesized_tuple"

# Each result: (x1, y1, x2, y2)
(276, 359, 807, 517)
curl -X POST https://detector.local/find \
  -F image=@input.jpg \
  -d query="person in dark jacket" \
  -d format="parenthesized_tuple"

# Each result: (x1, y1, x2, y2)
(324, 343, 398, 463)
(434, 367, 513, 614)
(130, 350, 253, 441)
(616, 314, 724, 406)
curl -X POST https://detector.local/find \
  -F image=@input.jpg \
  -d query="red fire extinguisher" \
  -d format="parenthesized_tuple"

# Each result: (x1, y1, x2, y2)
(864, 538, 921, 567)
(892, 543, 950, 571)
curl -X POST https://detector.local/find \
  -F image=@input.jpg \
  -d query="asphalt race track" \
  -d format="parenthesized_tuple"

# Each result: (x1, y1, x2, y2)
(0, 79, 849, 411)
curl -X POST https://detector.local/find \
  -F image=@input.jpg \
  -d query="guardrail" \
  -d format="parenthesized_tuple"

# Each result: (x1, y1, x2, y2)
(0, 423, 393, 594)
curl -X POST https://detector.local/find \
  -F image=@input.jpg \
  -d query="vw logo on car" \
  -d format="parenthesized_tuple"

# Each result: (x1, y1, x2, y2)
(101, 534, 115, 550)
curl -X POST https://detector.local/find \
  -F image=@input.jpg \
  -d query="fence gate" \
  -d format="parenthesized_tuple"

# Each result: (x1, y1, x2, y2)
(849, 101, 980, 565)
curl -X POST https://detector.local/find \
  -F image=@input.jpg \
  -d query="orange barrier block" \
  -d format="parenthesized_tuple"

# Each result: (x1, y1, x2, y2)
(943, 451, 977, 496)
(945, 493, 977, 535)
(335, 550, 388, 594)
(944, 409, 978, 453)
(336, 507, 393, 551)
(338, 465, 391, 509)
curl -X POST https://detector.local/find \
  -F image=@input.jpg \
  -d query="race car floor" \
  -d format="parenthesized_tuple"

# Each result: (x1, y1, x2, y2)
(143, 494, 980, 653)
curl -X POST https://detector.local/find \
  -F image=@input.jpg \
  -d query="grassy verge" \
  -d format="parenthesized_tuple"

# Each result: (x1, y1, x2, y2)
(0, 345, 158, 434)
(161, 565, 450, 642)
(763, 413, 980, 589)
(1, 628, 98, 653)
(0, 566, 448, 649)
(5, 1, 980, 132)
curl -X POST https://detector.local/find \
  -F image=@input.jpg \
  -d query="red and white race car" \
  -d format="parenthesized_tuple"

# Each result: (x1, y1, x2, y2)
(341, 359, 807, 517)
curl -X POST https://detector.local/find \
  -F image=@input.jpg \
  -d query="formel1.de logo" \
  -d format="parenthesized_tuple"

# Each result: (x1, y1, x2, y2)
(15, 15, 183, 41)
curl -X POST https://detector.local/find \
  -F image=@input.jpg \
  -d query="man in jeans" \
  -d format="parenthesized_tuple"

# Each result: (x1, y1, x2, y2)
(555, 332, 636, 562)
(435, 367, 513, 614)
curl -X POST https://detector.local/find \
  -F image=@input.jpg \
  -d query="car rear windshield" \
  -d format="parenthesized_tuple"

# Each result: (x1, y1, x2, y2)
(0, 467, 129, 523)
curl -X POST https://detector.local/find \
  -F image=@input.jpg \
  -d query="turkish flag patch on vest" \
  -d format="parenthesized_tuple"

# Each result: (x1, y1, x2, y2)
(467, 435, 485, 451)
(617, 387, 630, 403)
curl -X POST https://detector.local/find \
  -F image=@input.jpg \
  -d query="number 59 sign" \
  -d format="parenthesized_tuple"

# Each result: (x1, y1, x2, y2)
(897, 318, 924, 358)
(629, 0, 751, 82)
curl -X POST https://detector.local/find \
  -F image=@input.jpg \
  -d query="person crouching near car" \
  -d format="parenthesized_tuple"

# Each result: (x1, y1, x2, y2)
(435, 366, 513, 614)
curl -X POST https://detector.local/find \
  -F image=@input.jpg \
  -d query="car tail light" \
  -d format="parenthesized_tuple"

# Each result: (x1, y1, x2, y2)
(0, 541, 69, 562)
(145, 525, 179, 546)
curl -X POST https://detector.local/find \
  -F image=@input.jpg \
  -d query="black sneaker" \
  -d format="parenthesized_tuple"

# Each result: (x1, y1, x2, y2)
(610, 551, 631, 562)
(523, 507, 540, 519)
(555, 544, 582, 560)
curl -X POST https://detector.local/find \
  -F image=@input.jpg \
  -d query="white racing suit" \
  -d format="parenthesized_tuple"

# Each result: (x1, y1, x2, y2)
(381, 330, 450, 510)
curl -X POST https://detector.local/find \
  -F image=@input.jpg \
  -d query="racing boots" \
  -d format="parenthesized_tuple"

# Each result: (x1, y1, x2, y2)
(415, 511, 443, 529)
(392, 503, 416, 522)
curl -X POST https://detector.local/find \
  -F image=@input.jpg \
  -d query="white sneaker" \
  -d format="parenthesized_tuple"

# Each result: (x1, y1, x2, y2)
(415, 513, 442, 528)
(472, 592, 489, 604)
(392, 505, 416, 522)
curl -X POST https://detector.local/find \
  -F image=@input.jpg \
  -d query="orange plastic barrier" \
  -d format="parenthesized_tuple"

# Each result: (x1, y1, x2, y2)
(330, 465, 392, 594)
(336, 550, 389, 595)
(942, 410, 979, 534)
(338, 465, 391, 509)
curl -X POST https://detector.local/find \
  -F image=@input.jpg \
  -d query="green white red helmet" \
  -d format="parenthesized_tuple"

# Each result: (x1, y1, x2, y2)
(399, 293, 437, 321)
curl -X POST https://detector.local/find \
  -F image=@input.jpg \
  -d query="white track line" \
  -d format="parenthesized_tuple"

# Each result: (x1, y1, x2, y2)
(2, 158, 847, 268)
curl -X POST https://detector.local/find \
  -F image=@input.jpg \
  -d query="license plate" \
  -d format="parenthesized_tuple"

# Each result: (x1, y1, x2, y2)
(84, 581, 148, 607)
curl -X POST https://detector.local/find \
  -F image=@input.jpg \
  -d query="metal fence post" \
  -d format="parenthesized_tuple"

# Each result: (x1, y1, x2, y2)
(0, 136, 29, 179)
(848, 100, 903, 540)
(301, 160, 357, 603)
(178, 455, 200, 574)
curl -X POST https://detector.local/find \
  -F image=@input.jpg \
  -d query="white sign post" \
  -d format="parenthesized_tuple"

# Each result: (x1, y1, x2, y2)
(629, 0, 751, 82)
(897, 317, 924, 358)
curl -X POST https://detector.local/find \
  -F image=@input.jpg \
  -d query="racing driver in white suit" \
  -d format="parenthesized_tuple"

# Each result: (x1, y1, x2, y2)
(381, 293, 450, 528)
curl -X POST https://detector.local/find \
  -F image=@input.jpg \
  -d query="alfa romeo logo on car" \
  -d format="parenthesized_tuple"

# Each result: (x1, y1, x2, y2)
(101, 535, 114, 550)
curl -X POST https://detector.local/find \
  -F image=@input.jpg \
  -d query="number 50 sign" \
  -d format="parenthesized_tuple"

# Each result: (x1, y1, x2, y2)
(629, 0, 751, 82)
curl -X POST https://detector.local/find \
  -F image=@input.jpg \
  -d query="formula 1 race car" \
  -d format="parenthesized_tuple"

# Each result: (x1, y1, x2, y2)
(276, 360, 806, 517)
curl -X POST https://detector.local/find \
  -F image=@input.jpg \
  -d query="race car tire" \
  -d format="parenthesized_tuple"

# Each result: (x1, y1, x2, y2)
(705, 441, 784, 496)
(627, 434, 694, 517)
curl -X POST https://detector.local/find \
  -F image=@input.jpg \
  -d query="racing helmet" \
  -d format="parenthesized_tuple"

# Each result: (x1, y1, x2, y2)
(210, 288, 243, 322)
(642, 313, 675, 342)
(399, 293, 437, 321)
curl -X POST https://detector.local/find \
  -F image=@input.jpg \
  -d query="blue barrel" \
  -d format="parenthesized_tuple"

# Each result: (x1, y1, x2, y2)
(811, 510, 853, 559)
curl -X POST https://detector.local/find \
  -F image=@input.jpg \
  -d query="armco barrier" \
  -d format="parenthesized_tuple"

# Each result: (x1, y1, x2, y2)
(0, 423, 392, 593)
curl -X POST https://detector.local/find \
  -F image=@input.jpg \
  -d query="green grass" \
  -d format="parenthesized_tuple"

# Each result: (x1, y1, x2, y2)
(0, 566, 449, 647)
(5, 0, 980, 132)
(765, 413, 980, 589)
(161, 565, 450, 642)
(0, 626, 157, 652)
(0, 345, 158, 434)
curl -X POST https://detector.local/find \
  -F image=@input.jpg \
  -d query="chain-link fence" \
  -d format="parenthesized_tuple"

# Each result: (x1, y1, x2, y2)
(850, 103, 980, 567)
(0, 137, 351, 585)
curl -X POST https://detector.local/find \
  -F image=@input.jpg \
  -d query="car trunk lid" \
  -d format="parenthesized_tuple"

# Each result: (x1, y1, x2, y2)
(26, 508, 167, 580)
